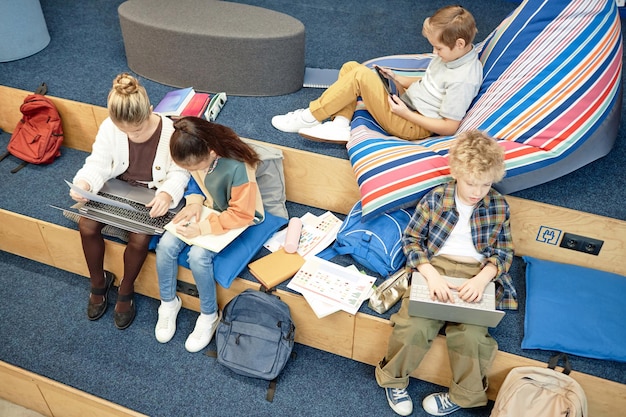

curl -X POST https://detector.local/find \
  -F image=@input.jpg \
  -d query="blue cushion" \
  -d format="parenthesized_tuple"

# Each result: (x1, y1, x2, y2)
(149, 212, 287, 289)
(522, 256, 626, 362)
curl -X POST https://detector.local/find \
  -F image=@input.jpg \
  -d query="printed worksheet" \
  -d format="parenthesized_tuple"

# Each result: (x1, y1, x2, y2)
(288, 257, 375, 315)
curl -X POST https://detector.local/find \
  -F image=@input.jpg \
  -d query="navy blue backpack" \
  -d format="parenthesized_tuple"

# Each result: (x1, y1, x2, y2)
(320, 201, 413, 277)
(214, 289, 295, 401)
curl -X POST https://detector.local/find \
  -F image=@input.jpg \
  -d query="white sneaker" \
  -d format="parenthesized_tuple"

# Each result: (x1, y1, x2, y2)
(298, 121, 350, 144)
(185, 311, 221, 353)
(155, 296, 182, 343)
(271, 108, 320, 133)
(422, 392, 461, 416)
(385, 387, 413, 416)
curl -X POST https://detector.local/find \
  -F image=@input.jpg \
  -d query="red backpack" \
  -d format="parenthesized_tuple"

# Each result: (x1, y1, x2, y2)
(1, 83, 64, 173)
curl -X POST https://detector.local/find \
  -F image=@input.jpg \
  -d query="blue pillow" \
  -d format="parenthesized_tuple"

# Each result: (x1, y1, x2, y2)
(149, 212, 287, 289)
(522, 256, 626, 362)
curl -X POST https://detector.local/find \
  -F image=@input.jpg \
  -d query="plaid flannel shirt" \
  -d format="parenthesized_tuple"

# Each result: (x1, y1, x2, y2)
(403, 181, 518, 310)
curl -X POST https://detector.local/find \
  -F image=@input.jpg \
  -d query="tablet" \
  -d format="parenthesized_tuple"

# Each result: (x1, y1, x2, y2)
(374, 66, 417, 111)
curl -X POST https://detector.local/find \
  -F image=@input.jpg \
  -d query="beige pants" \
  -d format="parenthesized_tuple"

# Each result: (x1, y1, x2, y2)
(309, 61, 431, 140)
(375, 256, 497, 408)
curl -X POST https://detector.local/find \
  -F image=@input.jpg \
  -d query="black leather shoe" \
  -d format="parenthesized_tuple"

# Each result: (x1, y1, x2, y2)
(114, 292, 136, 330)
(87, 271, 115, 321)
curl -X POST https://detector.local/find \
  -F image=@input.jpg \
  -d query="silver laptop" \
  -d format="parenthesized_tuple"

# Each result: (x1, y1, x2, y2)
(408, 272, 505, 328)
(57, 178, 183, 235)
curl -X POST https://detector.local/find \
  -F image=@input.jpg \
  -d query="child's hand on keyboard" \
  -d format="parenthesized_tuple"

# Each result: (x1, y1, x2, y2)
(456, 278, 485, 303)
(146, 192, 173, 218)
(456, 264, 496, 303)
(426, 273, 457, 303)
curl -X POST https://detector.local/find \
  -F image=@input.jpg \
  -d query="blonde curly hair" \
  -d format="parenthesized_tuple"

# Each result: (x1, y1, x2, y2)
(448, 130, 505, 183)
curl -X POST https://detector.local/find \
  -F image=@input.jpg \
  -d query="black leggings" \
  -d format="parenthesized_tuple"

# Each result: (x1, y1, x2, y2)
(79, 217, 152, 295)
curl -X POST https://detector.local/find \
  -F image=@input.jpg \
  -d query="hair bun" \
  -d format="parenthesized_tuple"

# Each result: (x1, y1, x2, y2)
(113, 72, 139, 95)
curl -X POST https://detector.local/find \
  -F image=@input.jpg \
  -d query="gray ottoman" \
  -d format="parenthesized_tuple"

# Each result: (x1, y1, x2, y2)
(118, 0, 305, 96)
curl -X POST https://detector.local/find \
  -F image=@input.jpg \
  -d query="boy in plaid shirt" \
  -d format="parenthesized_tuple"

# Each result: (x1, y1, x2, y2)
(375, 130, 517, 416)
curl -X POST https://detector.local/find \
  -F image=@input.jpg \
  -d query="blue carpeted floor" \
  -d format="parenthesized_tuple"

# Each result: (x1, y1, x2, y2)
(1, 0, 625, 416)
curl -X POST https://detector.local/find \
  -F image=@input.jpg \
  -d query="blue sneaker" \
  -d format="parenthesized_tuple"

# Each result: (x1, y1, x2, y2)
(385, 387, 413, 416)
(422, 392, 461, 416)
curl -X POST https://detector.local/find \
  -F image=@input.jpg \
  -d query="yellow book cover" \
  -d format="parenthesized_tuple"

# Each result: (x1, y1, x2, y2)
(248, 248, 305, 289)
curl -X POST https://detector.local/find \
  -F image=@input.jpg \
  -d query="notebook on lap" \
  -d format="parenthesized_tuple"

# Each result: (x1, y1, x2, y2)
(57, 178, 183, 235)
(408, 272, 505, 328)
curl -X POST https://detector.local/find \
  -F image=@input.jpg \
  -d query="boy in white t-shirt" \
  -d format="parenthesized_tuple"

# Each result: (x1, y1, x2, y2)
(271, 5, 483, 144)
(376, 130, 517, 416)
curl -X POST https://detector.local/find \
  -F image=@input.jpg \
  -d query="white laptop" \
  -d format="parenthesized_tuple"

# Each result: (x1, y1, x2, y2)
(55, 178, 183, 235)
(408, 272, 505, 328)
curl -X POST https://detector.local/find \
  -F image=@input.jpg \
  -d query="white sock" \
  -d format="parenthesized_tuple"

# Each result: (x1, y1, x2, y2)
(301, 108, 316, 123)
(198, 312, 218, 326)
(161, 297, 179, 309)
(331, 115, 350, 127)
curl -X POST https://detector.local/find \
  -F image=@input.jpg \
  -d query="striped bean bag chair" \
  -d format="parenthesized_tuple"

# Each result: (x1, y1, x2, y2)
(350, 0, 622, 221)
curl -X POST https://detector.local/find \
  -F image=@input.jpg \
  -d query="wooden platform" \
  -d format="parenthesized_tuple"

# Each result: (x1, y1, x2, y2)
(1, 86, 625, 416)
(0, 361, 146, 417)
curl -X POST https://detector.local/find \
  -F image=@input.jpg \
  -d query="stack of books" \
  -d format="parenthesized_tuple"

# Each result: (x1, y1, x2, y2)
(154, 87, 227, 121)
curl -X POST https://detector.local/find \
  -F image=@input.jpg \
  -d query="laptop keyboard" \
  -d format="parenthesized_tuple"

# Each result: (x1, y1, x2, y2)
(410, 283, 495, 311)
(85, 192, 176, 229)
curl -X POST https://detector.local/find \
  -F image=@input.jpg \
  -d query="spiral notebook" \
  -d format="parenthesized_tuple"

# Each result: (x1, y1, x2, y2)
(303, 68, 339, 88)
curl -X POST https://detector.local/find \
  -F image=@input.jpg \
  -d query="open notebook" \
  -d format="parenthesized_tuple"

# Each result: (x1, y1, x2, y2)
(163, 205, 248, 253)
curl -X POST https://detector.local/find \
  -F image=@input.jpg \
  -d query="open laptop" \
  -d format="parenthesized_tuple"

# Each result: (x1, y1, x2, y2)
(56, 178, 183, 235)
(408, 272, 505, 328)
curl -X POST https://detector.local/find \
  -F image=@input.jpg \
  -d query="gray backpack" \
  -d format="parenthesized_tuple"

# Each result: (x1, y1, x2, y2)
(215, 289, 295, 401)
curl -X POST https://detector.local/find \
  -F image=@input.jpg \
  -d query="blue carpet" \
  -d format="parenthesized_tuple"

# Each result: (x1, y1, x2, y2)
(1, 0, 626, 415)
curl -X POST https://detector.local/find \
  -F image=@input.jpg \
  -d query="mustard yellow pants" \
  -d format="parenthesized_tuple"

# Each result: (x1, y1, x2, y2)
(309, 61, 431, 140)
(375, 256, 497, 408)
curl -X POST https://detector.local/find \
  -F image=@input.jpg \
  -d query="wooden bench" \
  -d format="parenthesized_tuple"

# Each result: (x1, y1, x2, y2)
(1, 85, 625, 416)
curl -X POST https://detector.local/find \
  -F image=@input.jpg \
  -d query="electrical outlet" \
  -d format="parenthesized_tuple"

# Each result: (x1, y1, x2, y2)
(559, 232, 603, 256)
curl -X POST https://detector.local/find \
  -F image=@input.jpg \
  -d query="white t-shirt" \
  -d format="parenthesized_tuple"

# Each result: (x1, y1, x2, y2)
(404, 46, 483, 121)
(436, 192, 485, 262)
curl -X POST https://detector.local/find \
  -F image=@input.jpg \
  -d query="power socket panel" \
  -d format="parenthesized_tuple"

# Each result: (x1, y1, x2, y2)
(559, 232, 603, 256)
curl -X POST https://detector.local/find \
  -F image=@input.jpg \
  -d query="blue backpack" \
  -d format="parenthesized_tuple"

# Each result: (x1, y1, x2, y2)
(320, 201, 413, 277)
(215, 289, 295, 401)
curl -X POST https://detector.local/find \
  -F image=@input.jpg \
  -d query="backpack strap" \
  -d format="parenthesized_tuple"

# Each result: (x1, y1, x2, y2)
(204, 349, 293, 403)
(265, 350, 296, 402)
(266, 379, 277, 402)
(548, 352, 572, 375)
(34, 82, 48, 96)
(10, 161, 29, 174)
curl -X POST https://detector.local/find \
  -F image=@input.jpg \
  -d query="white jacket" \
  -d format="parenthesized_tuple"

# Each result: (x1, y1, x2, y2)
(73, 114, 189, 207)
